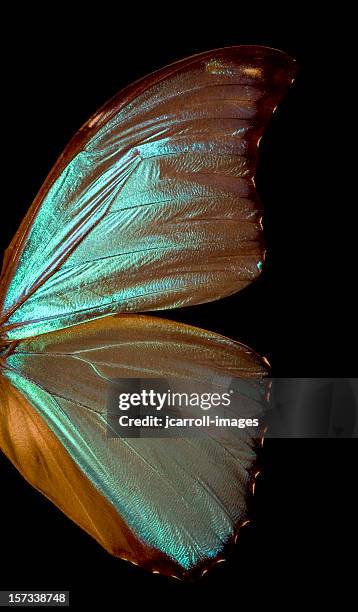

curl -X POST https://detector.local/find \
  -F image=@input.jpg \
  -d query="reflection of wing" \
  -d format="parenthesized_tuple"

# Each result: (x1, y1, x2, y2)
(1, 314, 268, 578)
(0, 46, 296, 340)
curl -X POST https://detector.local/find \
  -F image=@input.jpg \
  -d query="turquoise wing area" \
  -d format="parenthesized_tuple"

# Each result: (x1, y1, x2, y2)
(0, 46, 296, 340)
(2, 315, 268, 573)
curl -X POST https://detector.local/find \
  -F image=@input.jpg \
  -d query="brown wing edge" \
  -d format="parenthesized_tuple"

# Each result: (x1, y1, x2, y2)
(0, 373, 265, 581)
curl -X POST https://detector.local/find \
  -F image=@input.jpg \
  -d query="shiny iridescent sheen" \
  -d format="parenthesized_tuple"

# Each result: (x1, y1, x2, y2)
(0, 46, 295, 340)
(3, 315, 267, 572)
(0, 46, 296, 578)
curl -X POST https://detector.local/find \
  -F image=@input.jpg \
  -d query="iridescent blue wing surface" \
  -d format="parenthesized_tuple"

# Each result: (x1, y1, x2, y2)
(0, 46, 296, 340)
(0, 46, 295, 577)
(1, 315, 268, 578)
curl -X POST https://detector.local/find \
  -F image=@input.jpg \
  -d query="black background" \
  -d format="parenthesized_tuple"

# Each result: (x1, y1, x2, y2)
(0, 8, 355, 607)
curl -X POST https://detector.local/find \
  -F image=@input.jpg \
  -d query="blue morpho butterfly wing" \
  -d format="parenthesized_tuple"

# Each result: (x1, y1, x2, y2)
(0, 45, 296, 339)
(0, 47, 296, 578)
(1, 315, 268, 578)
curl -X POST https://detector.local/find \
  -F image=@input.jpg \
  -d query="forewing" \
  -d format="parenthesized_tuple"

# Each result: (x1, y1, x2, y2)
(1, 314, 268, 577)
(0, 46, 296, 340)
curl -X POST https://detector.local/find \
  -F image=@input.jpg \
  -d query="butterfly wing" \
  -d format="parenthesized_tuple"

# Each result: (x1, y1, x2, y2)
(1, 314, 268, 577)
(0, 46, 294, 576)
(0, 46, 296, 340)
